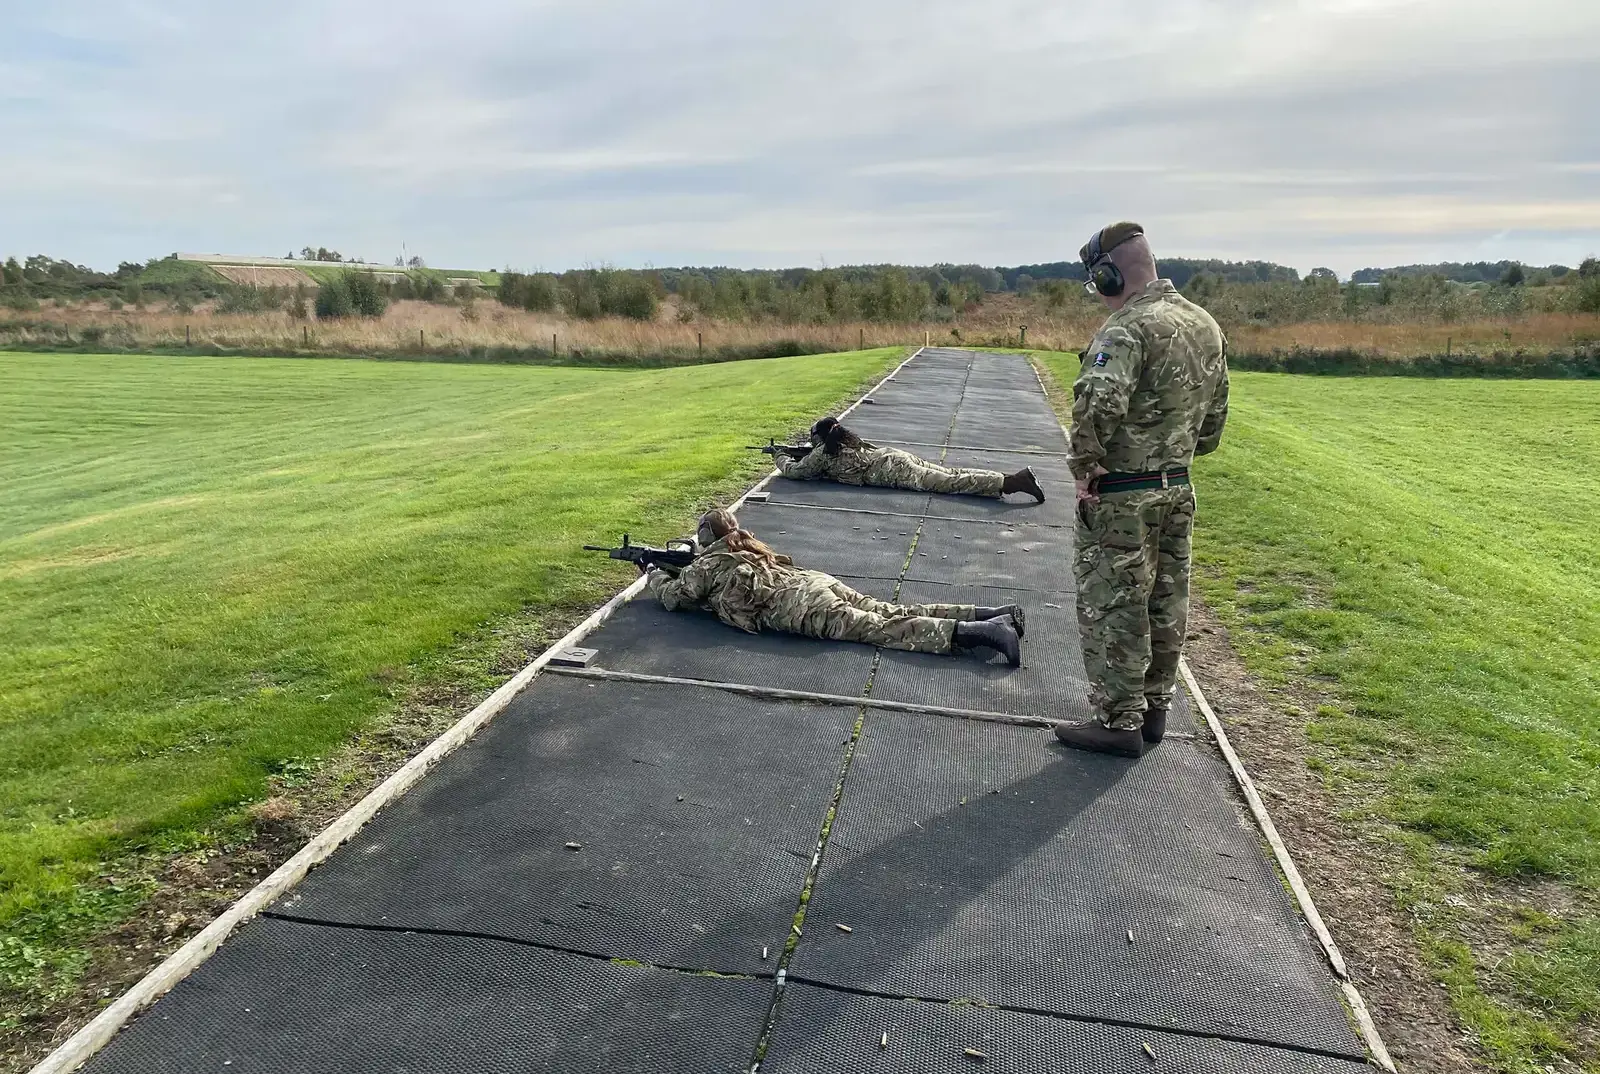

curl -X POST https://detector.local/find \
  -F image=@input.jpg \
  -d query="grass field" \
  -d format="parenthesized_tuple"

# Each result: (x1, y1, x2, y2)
(1038, 353, 1599, 1070)
(0, 347, 900, 1024)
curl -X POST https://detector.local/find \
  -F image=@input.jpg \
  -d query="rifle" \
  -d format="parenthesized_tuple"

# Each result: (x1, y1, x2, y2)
(745, 437, 809, 458)
(583, 533, 698, 574)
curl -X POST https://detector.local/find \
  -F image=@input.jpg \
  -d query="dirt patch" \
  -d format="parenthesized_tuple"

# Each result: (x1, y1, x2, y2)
(210, 265, 317, 289)
(1183, 600, 1483, 1073)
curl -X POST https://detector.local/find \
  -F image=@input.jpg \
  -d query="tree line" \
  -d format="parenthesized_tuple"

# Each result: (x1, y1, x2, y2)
(5, 248, 1598, 324)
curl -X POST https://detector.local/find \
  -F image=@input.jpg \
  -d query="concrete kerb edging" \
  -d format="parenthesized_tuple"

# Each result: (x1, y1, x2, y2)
(1179, 660, 1397, 1072)
(27, 346, 929, 1074)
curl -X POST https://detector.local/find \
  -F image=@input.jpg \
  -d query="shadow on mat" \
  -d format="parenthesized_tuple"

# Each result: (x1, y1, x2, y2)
(668, 753, 1131, 1059)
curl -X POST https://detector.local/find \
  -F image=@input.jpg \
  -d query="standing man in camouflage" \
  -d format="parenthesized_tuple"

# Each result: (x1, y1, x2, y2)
(1054, 222, 1229, 758)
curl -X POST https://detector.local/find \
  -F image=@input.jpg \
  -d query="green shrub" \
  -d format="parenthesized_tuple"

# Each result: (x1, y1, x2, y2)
(314, 278, 353, 319)
(316, 271, 386, 319)
(1575, 276, 1600, 315)
(344, 272, 387, 317)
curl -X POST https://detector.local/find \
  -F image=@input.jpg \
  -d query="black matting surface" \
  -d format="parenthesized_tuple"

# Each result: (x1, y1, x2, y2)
(948, 411, 1068, 452)
(761, 478, 933, 518)
(787, 711, 1362, 1056)
(873, 583, 1089, 723)
(82, 916, 770, 1074)
(846, 413, 959, 444)
(906, 518, 1075, 592)
(926, 449, 1076, 527)
(872, 583, 1196, 732)
(581, 588, 885, 693)
(761, 985, 1372, 1074)
(736, 502, 917, 579)
(742, 501, 918, 567)
(278, 677, 856, 973)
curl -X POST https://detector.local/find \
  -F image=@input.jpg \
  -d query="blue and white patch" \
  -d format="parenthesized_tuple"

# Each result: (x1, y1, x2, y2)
(1093, 351, 1110, 367)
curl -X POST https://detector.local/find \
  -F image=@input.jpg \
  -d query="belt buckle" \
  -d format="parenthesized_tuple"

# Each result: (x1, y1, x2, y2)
(1160, 471, 1169, 488)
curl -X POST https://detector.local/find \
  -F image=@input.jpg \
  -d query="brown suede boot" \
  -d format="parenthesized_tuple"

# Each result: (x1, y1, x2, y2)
(1053, 720, 1144, 758)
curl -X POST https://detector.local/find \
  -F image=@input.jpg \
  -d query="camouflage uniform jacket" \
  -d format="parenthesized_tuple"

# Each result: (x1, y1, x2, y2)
(1070, 279, 1229, 478)
(776, 443, 936, 486)
(647, 537, 795, 634)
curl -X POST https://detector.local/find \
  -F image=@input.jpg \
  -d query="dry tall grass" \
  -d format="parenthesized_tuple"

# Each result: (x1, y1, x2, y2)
(0, 301, 924, 359)
(5, 296, 1598, 361)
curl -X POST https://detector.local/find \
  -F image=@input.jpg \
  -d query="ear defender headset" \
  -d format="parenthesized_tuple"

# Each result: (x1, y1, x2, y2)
(1083, 228, 1125, 298)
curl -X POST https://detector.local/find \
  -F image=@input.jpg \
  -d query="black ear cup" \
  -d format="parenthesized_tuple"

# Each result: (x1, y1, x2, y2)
(1084, 228, 1126, 297)
(1091, 260, 1125, 297)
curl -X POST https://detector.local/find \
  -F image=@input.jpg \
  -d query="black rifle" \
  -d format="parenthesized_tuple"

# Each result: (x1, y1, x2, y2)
(745, 437, 809, 458)
(583, 533, 698, 574)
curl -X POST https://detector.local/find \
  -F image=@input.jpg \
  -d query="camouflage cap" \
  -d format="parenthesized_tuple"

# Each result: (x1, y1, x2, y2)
(1080, 221, 1145, 265)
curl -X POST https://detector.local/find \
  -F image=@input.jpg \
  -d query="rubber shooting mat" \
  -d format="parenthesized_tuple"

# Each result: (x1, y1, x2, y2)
(760, 985, 1373, 1074)
(760, 477, 934, 518)
(577, 586, 885, 693)
(921, 449, 1077, 528)
(871, 582, 1105, 726)
(742, 500, 919, 565)
(948, 409, 1069, 452)
(786, 710, 1363, 1056)
(906, 518, 1076, 592)
(277, 676, 855, 973)
(81, 916, 770, 1074)
(731, 502, 918, 580)
(845, 411, 960, 445)
(957, 383, 1060, 412)
(858, 383, 964, 411)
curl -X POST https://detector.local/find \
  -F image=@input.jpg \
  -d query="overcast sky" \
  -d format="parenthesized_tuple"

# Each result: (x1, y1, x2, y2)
(3, 0, 1597, 276)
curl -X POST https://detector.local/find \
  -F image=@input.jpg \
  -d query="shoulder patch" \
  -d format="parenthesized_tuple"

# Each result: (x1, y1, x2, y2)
(1093, 352, 1109, 367)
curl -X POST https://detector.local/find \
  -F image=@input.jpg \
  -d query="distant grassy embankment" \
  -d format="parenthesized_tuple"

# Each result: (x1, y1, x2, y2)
(1038, 354, 1600, 1071)
(0, 346, 902, 1053)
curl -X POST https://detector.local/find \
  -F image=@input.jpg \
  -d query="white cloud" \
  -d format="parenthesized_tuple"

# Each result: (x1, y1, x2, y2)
(0, 0, 1595, 274)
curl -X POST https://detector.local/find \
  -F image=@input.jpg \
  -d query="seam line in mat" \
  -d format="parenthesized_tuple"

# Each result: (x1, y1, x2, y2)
(873, 439, 1071, 457)
(747, 349, 947, 1073)
(781, 974, 1374, 1066)
(258, 911, 765, 981)
(743, 719, 869, 1070)
(541, 666, 1198, 740)
(758, 499, 1070, 530)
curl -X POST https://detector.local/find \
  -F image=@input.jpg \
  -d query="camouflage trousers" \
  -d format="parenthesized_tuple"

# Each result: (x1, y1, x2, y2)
(1073, 486, 1195, 730)
(876, 457, 998, 499)
(759, 576, 974, 653)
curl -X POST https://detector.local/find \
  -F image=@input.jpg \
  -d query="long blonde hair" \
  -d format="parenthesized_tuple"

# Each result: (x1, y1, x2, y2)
(699, 507, 784, 565)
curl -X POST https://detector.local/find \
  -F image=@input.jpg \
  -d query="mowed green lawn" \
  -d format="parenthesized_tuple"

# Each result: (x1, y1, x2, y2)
(0, 349, 898, 997)
(1038, 355, 1598, 1070)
